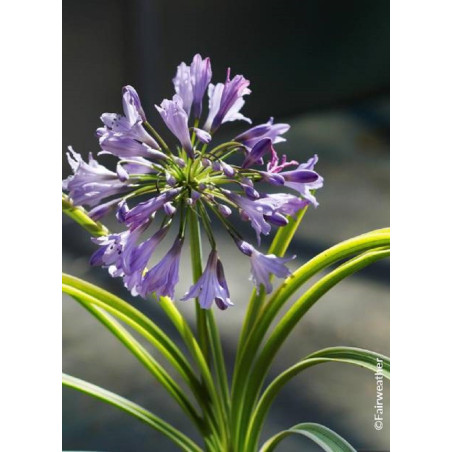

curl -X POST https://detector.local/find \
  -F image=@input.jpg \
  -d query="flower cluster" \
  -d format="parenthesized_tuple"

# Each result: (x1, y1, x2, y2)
(63, 54, 323, 310)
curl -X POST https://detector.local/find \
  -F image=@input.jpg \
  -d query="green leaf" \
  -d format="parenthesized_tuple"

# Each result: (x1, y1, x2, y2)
(233, 246, 390, 449)
(62, 274, 200, 395)
(63, 373, 203, 452)
(259, 422, 356, 452)
(62, 194, 108, 237)
(238, 206, 310, 350)
(232, 230, 390, 416)
(66, 288, 204, 432)
(245, 347, 389, 451)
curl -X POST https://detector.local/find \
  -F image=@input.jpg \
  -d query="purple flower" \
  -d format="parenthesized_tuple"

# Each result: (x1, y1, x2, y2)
(235, 117, 290, 149)
(63, 53, 325, 305)
(90, 231, 132, 278)
(124, 188, 182, 231)
(156, 95, 194, 158)
(122, 225, 170, 296)
(242, 138, 274, 169)
(173, 62, 193, 116)
(193, 127, 212, 144)
(140, 237, 184, 298)
(63, 147, 127, 207)
(204, 70, 251, 132)
(97, 86, 160, 151)
(236, 240, 294, 293)
(99, 135, 167, 160)
(173, 54, 212, 119)
(260, 193, 309, 216)
(181, 249, 233, 310)
(282, 155, 323, 207)
(122, 85, 147, 123)
(89, 197, 124, 221)
(190, 54, 212, 119)
(226, 191, 274, 244)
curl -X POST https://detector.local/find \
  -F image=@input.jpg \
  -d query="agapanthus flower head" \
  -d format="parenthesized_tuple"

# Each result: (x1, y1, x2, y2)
(63, 53, 324, 309)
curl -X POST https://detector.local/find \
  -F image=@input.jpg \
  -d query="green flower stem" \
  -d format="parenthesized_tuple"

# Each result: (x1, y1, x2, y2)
(209, 141, 245, 157)
(158, 295, 227, 449)
(188, 206, 230, 448)
(233, 247, 390, 449)
(231, 230, 390, 421)
(144, 121, 171, 154)
(63, 373, 203, 452)
(245, 347, 390, 451)
(65, 286, 205, 433)
(62, 194, 108, 237)
(188, 207, 210, 360)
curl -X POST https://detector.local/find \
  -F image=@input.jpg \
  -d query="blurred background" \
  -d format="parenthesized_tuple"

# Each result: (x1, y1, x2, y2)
(63, 0, 389, 451)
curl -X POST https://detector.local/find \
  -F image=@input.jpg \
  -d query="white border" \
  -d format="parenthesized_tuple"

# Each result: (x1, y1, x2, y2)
(1, 1, 62, 450)
(391, 1, 452, 450)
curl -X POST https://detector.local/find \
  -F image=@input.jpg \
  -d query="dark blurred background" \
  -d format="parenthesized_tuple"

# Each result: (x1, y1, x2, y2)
(63, 1, 389, 451)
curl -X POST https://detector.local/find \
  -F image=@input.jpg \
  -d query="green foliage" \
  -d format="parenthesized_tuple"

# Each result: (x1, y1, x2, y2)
(62, 194, 390, 451)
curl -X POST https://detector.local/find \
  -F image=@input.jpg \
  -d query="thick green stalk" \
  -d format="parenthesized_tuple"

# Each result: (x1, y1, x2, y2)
(188, 207, 210, 360)
(233, 248, 390, 448)
(63, 373, 203, 452)
(157, 296, 226, 448)
(188, 206, 230, 448)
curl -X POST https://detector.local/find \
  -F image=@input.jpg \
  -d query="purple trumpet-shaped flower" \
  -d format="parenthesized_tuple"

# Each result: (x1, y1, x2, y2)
(97, 86, 160, 151)
(282, 155, 323, 207)
(260, 193, 309, 216)
(227, 191, 306, 244)
(226, 191, 273, 243)
(173, 62, 193, 116)
(173, 54, 212, 119)
(204, 69, 251, 132)
(156, 95, 194, 158)
(140, 237, 184, 298)
(193, 127, 212, 144)
(236, 240, 294, 294)
(181, 249, 233, 310)
(63, 147, 127, 207)
(190, 54, 212, 119)
(122, 225, 170, 296)
(235, 117, 290, 149)
(90, 231, 132, 277)
(124, 188, 182, 231)
(242, 138, 274, 169)
(98, 135, 167, 160)
(122, 85, 147, 123)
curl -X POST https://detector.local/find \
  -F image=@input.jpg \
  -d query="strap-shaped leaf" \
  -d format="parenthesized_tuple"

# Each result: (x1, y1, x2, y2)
(233, 247, 389, 449)
(245, 347, 389, 451)
(62, 275, 200, 396)
(231, 230, 389, 427)
(63, 373, 203, 452)
(259, 422, 356, 452)
(62, 194, 108, 237)
(66, 288, 204, 432)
